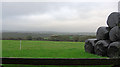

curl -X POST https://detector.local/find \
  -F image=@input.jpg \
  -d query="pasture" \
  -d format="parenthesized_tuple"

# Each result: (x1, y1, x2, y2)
(2, 40, 109, 67)
(2, 40, 105, 58)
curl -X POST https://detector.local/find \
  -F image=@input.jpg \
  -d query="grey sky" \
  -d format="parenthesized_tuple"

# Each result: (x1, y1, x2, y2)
(2, 2, 118, 32)
(2, 0, 119, 2)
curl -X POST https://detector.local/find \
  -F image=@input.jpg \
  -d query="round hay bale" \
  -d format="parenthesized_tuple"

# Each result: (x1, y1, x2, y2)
(107, 12, 120, 28)
(96, 27, 110, 40)
(109, 26, 120, 42)
(107, 42, 120, 58)
(94, 40, 111, 56)
(118, 22, 120, 27)
(85, 39, 98, 54)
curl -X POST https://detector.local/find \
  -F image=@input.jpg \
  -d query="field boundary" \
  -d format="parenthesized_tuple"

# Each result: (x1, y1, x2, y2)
(0, 57, 120, 66)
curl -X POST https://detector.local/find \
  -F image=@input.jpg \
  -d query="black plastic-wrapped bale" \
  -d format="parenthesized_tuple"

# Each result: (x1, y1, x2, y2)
(119, 22, 120, 27)
(96, 27, 110, 40)
(85, 39, 98, 54)
(94, 40, 111, 56)
(109, 26, 120, 42)
(107, 12, 120, 28)
(107, 42, 120, 58)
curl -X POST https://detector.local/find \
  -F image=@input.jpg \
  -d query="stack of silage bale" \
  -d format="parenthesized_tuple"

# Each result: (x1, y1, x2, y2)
(85, 12, 120, 58)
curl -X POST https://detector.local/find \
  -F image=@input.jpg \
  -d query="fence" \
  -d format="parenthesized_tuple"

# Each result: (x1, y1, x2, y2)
(0, 57, 120, 67)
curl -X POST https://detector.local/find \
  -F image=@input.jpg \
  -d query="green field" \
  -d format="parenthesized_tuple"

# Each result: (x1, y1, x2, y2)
(2, 40, 105, 58)
(2, 40, 110, 67)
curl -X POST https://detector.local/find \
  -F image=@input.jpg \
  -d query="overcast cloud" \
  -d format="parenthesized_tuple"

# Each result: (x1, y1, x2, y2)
(2, 2, 118, 32)
(2, 0, 119, 2)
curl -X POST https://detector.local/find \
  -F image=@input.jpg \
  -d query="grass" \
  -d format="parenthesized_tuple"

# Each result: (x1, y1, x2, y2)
(2, 40, 110, 67)
(2, 40, 105, 58)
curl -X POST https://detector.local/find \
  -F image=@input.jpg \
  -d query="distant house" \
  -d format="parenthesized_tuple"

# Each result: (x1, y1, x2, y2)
(50, 35, 59, 41)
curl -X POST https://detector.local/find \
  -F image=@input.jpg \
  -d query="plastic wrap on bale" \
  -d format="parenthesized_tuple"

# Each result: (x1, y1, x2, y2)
(109, 26, 120, 42)
(107, 12, 120, 28)
(94, 40, 111, 56)
(96, 27, 110, 40)
(85, 39, 98, 54)
(107, 42, 120, 58)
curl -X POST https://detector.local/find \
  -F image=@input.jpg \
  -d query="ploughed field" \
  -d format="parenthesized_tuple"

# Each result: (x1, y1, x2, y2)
(2, 40, 106, 58)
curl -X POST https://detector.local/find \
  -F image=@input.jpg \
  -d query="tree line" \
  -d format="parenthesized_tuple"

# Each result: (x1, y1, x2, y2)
(2, 35, 96, 42)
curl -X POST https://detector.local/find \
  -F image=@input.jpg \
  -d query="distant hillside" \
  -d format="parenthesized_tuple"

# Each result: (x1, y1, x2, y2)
(2, 32, 95, 39)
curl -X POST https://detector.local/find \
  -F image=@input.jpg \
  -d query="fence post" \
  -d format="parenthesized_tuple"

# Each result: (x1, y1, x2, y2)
(20, 40, 21, 50)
